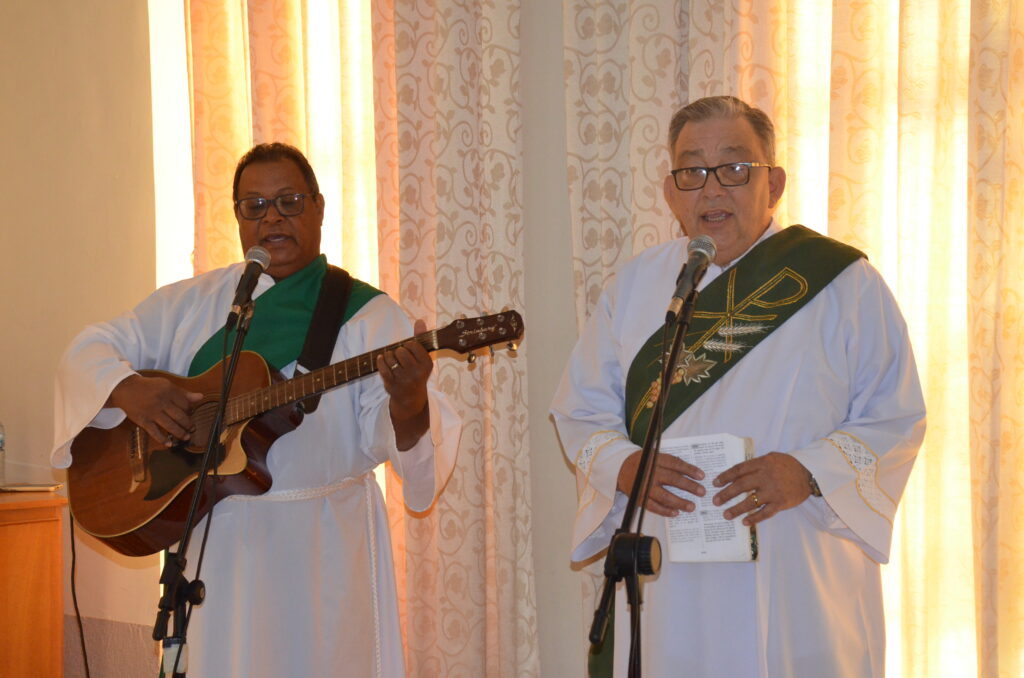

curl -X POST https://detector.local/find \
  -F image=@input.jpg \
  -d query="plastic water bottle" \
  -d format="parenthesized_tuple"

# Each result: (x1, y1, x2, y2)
(0, 420, 6, 485)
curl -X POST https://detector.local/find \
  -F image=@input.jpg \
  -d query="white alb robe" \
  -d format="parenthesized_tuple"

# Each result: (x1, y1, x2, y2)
(52, 263, 461, 677)
(551, 223, 925, 677)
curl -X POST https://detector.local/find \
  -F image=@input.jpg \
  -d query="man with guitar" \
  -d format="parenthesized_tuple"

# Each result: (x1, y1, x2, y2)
(52, 143, 462, 677)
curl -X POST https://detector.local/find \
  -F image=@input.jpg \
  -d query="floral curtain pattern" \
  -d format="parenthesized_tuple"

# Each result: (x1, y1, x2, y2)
(967, 3, 1023, 676)
(373, 1, 540, 676)
(562, 1, 688, 334)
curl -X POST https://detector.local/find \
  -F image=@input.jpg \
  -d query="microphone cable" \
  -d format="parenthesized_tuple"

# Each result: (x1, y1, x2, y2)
(69, 512, 93, 678)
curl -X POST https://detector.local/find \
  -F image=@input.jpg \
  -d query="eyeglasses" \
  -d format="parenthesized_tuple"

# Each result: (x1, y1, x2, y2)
(669, 162, 772, 191)
(235, 193, 314, 220)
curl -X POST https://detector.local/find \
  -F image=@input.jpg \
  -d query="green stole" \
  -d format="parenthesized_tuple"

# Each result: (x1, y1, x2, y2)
(588, 226, 864, 677)
(187, 255, 384, 376)
(622, 225, 864, 444)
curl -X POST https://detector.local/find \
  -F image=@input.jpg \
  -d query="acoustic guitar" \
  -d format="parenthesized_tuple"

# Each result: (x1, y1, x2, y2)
(67, 311, 523, 557)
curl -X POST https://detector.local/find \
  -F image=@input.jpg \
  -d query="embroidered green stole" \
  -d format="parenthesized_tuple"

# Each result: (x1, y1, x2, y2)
(622, 225, 864, 445)
(187, 255, 384, 376)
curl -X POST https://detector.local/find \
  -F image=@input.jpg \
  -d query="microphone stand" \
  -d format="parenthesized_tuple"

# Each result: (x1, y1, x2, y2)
(153, 301, 255, 677)
(588, 286, 702, 678)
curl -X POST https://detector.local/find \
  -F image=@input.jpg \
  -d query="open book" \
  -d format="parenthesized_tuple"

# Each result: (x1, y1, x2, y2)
(661, 433, 757, 562)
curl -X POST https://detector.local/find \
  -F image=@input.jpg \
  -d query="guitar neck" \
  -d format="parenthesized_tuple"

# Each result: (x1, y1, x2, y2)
(223, 330, 440, 426)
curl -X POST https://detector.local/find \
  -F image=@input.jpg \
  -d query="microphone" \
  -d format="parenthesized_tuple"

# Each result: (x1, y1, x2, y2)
(225, 246, 271, 330)
(665, 235, 717, 324)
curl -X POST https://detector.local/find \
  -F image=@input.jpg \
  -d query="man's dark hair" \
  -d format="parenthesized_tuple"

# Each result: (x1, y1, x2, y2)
(232, 142, 320, 201)
(667, 96, 776, 165)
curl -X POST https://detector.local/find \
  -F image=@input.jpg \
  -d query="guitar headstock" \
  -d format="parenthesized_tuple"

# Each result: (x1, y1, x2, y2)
(435, 310, 524, 354)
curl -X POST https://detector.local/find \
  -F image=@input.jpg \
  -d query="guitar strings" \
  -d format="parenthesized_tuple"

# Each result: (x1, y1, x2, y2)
(177, 335, 438, 445)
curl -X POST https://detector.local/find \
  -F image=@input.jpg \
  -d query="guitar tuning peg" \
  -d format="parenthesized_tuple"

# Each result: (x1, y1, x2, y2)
(467, 353, 477, 364)
(507, 341, 519, 353)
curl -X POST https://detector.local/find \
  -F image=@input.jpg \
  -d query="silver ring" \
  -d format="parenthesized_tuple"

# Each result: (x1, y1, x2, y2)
(389, 362, 400, 370)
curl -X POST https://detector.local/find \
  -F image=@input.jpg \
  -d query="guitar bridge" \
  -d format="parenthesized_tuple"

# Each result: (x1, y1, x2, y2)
(128, 426, 148, 490)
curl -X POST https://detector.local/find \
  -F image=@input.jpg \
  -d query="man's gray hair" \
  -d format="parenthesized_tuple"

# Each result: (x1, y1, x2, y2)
(667, 96, 776, 165)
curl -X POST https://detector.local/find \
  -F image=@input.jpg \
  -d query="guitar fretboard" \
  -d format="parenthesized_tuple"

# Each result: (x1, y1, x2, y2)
(224, 330, 440, 425)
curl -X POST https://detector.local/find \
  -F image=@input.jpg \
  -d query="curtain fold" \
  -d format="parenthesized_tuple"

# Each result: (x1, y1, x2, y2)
(562, 1, 1021, 676)
(187, 0, 377, 279)
(968, 3, 1024, 677)
(829, 3, 977, 676)
(186, 0, 253, 273)
(562, 0, 688, 334)
(373, 1, 540, 676)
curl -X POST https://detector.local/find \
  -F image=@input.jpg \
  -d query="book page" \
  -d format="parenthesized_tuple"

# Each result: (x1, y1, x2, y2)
(660, 433, 756, 562)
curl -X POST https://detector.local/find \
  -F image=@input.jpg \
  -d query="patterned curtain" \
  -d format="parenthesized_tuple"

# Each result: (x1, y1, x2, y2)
(967, 4, 1023, 676)
(563, 1, 687, 334)
(188, 1, 540, 675)
(562, 1, 1023, 676)
(373, 1, 540, 676)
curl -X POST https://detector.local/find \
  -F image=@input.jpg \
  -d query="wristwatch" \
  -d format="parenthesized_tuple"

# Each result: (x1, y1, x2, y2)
(808, 474, 823, 498)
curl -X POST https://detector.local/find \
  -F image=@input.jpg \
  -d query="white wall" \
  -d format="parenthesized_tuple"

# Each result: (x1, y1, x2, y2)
(522, 2, 587, 677)
(1, 0, 586, 674)
(0, 0, 162, 641)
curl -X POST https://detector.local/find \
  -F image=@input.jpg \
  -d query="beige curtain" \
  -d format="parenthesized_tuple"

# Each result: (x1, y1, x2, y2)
(563, 1, 687, 333)
(967, 4, 1023, 676)
(188, 1, 540, 676)
(372, 1, 540, 676)
(186, 0, 378, 279)
(563, 1, 1022, 676)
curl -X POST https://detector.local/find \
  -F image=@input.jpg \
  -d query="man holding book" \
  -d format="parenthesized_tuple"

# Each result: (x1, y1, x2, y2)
(551, 96, 925, 677)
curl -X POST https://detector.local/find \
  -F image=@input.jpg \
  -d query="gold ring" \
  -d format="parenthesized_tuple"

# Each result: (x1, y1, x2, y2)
(751, 491, 760, 507)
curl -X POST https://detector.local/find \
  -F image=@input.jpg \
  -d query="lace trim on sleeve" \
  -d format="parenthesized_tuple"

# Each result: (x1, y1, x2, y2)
(825, 430, 898, 524)
(575, 431, 628, 516)
(575, 430, 625, 475)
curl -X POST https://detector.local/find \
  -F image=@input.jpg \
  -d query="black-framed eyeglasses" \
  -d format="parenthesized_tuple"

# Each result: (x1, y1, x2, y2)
(235, 193, 315, 220)
(670, 162, 773, 191)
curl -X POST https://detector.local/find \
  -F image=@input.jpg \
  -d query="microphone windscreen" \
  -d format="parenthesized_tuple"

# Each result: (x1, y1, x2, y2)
(687, 235, 717, 261)
(245, 246, 272, 271)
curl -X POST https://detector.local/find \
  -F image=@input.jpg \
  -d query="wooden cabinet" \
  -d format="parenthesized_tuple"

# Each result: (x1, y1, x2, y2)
(0, 492, 66, 678)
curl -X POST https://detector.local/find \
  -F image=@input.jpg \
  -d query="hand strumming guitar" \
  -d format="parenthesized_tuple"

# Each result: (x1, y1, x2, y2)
(107, 374, 204, 447)
(376, 319, 433, 450)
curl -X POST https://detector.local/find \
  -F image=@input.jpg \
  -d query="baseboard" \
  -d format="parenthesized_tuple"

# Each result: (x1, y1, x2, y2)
(64, 615, 158, 678)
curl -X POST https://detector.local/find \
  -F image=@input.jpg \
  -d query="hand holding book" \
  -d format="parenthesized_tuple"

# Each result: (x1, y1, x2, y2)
(660, 434, 757, 562)
(615, 445, 707, 516)
(712, 449, 819, 526)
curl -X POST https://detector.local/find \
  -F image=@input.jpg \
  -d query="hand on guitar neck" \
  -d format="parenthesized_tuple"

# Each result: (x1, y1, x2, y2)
(377, 318, 432, 451)
(106, 374, 204, 448)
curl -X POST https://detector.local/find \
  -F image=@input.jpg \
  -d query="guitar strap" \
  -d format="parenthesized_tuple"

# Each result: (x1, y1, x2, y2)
(295, 265, 353, 414)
